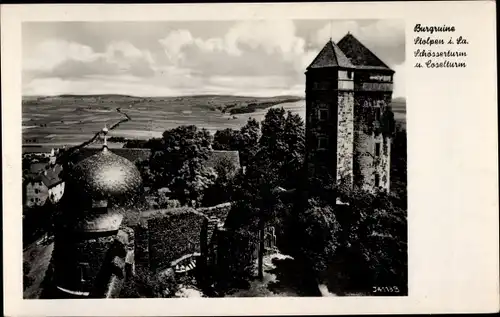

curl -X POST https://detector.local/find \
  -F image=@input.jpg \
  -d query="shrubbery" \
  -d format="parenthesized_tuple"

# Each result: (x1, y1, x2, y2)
(122, 268, 178, 298)
(297, 184, 408, 295)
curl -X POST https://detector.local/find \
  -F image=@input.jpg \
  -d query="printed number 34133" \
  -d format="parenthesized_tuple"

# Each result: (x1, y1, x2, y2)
(372, 286, 400, 293)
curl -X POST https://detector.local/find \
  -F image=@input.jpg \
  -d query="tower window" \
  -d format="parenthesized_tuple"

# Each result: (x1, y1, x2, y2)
(317, 136, 328, 150)
(375, 142, 381, 157)
(375, 107, 381, 121)
(79, 263, 90, 283)
(318, 109, 328, 121)
(374, 173, 380, 187)
(347, 71, 352, 79)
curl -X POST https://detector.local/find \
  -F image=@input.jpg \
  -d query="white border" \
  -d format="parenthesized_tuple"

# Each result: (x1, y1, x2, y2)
(2, 2, 499, 316)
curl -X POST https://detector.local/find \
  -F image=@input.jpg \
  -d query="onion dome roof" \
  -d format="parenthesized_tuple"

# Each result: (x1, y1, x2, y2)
(68, 146, 142, 201)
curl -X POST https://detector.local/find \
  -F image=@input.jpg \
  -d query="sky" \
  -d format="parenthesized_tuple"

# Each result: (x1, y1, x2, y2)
(22, 20, 405, 98)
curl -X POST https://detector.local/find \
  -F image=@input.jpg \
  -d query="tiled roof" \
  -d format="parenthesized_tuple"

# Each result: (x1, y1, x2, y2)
(307, 40, 354, 69)
(39, 165, 63, 188)
(74, 148, 152, 163)
(30, 163, 47, 174)
(337, 33, 393, 72)
(29, 163, 63, 188)
(22, 147, 53, 154)
(72, 148, 239, 175)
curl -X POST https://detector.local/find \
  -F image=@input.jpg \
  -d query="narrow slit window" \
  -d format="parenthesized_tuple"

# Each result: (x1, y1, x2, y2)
(318, 109, 328, 121)
(374, 173, 380, 187)
(79, 263, 90, 283)
(375, 143, 381, 157)
(375, 107, 381, 121)
(317, 136, 328, 150)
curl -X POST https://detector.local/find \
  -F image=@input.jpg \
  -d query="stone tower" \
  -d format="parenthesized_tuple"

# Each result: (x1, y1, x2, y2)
(305, 34, 395, 192)
(51, 131, 143, 298)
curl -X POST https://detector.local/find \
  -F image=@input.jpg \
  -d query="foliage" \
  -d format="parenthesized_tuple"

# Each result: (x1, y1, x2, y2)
(295, 201, 341, 276)
(213, 228, 258, 294)
(124, 137, 163, 149)
(292, 172, 407, 293)
(334, 188, 408, 293)
(146, 125, 216, 206)
(212, 118, 261, 167)
(136, 159, 155, 189)
(359, 103, 396, 139)
(107, 136, 127, 143)
(238, 118, 261, 166)
(390, 124, 407, 207)
(213, 128, 240, 151)
(128, 268, 179, 298)
(23, 261, 34, 291)
(202, 155, 237, 206)
(259, 108, 305, 189)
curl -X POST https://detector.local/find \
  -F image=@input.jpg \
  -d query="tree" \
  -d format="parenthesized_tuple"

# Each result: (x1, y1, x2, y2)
(334, 188, 408, 294)
(227, 150, 282, 280)
(282, 111, 306, 188)
(238, 118, 261, 166)
(212, 118, 261, 168)
(213, 128, 241, 151)
(259, 108, 305, 189)
(129, 268, 179, 298)
(296, 200, 340, 276)
(202, 155, 237, 206)
(148, 125, 216, 206)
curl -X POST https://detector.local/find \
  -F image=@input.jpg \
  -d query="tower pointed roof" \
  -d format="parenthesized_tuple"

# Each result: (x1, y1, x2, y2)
(337, 33, 393, 72)
(307, 39, 354, 70)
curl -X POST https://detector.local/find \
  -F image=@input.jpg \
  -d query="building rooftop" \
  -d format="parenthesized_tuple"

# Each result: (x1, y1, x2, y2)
(307, 39, 354, 69)
(337, 33, 394, 72)
(30, 162, 48, 174)
(39, 165, 63, 188)
(307, 33, 394, 72)
(74, 148, 152, 163)
(72, 148, 241, 174)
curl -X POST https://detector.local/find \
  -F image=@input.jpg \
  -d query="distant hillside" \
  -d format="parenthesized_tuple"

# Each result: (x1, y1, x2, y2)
(391, 97, 406, 112)
(22, 94, 304, 115)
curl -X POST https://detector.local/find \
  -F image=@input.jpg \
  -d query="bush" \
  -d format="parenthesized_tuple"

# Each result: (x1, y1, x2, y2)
(334, 190, 408, 294)
(294, 201, 340, 276)
(131, 268, 179, 298)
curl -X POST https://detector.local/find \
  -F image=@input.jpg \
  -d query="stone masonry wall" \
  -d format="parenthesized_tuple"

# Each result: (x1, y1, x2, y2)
(353, 93, 392, 192)
(353, 130, 374, 191)
(141, 208, 208, 273)
(336, 91, 354, 186)
(373, 134, 391, 191)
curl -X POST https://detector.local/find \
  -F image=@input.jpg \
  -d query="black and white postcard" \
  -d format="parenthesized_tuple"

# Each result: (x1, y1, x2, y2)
(2, 2, 498, 316)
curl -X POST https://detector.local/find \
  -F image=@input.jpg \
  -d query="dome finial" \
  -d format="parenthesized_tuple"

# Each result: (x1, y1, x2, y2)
(102, 124, 109, 150)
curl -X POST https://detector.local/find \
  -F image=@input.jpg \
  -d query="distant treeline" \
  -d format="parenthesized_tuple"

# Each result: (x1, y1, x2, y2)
(224, 98, 304, 115)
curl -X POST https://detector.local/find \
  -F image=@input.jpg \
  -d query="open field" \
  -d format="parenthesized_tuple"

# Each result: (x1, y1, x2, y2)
(22, 94, 303, 146)
(22, 94, 405, 146)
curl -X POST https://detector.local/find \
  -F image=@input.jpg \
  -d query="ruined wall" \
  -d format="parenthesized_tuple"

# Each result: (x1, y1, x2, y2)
(353, 92, 392, 192)
(139, 208, 208, 273)
(336, 91, 354, 186)
(197, 202, 232, 222)
(373, 134, 391, 191)
(53, 233, 116, 294)
(353, 129, 374, 191)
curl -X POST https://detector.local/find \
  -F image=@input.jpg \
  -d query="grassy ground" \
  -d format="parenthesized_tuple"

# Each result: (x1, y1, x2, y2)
(22, 94, 304, 146)
(23, 240, 54, 299)
(226, 252, 320, 297)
